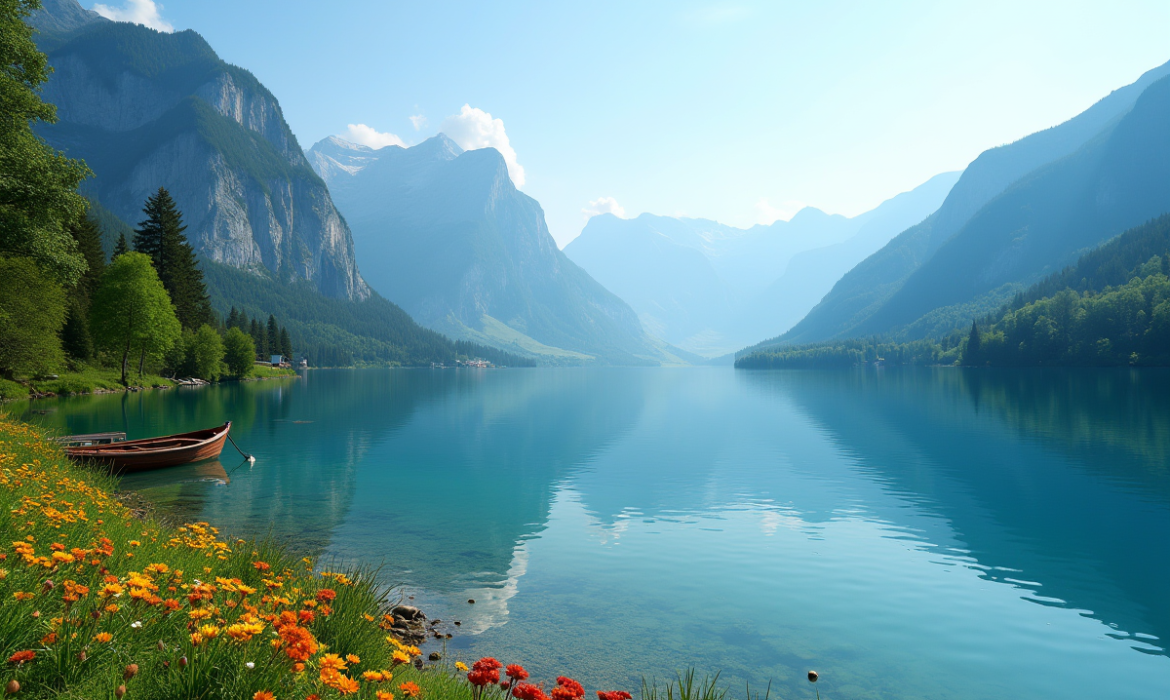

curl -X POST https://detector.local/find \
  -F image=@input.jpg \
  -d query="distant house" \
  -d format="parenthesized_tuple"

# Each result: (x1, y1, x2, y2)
(270, 354, 283, 366)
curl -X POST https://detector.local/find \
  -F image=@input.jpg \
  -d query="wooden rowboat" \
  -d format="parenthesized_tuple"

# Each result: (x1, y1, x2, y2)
(65, 422, 232, 473)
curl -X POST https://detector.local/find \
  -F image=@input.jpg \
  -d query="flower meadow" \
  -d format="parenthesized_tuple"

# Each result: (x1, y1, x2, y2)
(0, 417, 642, 700)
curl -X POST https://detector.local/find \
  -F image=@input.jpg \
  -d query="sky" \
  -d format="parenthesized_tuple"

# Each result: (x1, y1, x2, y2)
(89, 0, 1170, 247)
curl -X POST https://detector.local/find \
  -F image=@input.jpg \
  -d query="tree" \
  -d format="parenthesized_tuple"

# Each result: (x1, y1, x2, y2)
(0, 0, 92, 285)
(962, 320, 982, 366)
(0, 256, 65, 377)
(134, 188, 212, 329)
(266, 315, 279, 358)
(223, 327, 255, 378)
(90, 252, 181, 385)
(112, 232, 128, 258)
(60, 215, 106, 360)
(227, 306, 241, 330)
(251, 318, 267, 356)
(184, 325, 224, 380)
(280, 326, 292, 360)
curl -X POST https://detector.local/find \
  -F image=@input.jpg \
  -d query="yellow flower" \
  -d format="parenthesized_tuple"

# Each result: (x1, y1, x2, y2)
(198, 624, 220, 639)
(346, 654, 361, 665)
(129, 540, 141, 547)
(455, 662, 468, 672)
(320, 653, 348, 671)
(391, 650, 410, 665)
(188, 608, 212, 620)
(363, 670, 384, 682)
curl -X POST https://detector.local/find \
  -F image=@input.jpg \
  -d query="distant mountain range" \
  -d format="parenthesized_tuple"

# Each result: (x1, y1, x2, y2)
(309, 135, 687, 364)
(776, 58, 1170, 345)
(564, 173, 959, 356)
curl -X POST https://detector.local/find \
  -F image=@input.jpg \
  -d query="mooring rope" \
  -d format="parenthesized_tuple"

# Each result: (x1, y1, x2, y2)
(226, 432, 255, 463)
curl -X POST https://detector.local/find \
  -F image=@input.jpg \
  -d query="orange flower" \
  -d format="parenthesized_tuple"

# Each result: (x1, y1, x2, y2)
(376, 692, 395, 700)
(399, 682, 421, 698)
(315, 589, 336, 602)
(362, 670, 385, 682)
(94, 632, 112, 643)
(7, 650, 35, 665)
(320, 653, 347, 671)
(253, 692, 275, 700)
(346, 654, 360, 665)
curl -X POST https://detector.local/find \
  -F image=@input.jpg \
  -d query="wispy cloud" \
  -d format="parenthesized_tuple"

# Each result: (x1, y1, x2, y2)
(439, 104, 525, 187)
(339, 123, 405, 149)
(409, 114, 427, 131)
(92, 0, 173, 32)
(755, 197, 803, 225)
(582, 197, 626, 220)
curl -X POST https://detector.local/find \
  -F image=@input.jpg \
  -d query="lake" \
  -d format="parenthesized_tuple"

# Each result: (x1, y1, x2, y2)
(15, 367, 1170, 699)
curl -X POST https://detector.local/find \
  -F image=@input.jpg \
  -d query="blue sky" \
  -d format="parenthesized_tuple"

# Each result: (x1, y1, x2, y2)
(91, 1, 1170, 246)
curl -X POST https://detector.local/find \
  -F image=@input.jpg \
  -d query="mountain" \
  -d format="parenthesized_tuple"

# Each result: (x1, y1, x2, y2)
(781, 58, 1170, 344)
(309, 135, 677, 364)
(29, 1, 369, 301)
(564, 172, 959, 355)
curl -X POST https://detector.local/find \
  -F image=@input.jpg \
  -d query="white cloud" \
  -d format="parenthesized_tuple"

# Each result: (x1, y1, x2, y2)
(582, 197, 626, 220)
(439, 104, 525, 187)
(755, 197, 804, 225)
(339, 123, 405, 150)
(92, 0, 173, 32)
(409, 114, 427, 131)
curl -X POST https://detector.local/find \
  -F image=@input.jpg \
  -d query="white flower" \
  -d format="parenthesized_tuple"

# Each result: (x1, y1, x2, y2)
(131, 621, 142, 629)
(245, 662, 255, 670)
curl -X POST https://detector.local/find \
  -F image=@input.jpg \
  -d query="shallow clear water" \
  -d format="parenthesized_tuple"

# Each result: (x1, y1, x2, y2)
(16, 367, 1170, 699)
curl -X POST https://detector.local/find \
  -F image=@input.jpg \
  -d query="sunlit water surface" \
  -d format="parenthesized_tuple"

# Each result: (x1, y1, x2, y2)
(17, 368, 1170, 699)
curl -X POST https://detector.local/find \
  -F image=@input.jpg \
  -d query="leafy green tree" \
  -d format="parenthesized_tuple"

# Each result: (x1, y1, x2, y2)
(90, 252, 181, 385)
(0, 0, 92, 285)
(223, 327, 255, 378)
(133, 187, 212, 329)
(60, 215, 106, 360)
(181, 324, 224, 380)
(0, 256, 65, 377)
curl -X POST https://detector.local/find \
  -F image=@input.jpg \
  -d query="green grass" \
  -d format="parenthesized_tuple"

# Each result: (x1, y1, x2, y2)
(26, 366, 176, 396)
(247, 366, 297, 380)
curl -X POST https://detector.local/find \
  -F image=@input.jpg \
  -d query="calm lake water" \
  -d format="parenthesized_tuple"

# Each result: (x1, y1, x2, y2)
(15, 367, 1170, 699)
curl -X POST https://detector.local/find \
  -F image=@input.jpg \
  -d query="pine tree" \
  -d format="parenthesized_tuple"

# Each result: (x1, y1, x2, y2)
(963, 320, 982, 366)
(280, 327, 292, 360)
(227, 307, 240, 330)
(134, 188, 213, 330)
(60, 215, 107, 360)
(113, 232, 129, 258)
(267, 315, 279, 358)
(250, 319, 267, 357)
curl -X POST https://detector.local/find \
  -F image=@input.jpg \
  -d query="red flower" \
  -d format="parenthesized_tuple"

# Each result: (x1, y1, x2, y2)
(468, 668, 500, 687)
(512, 683, 551, 700)
(253, 561, 271, 571)
(316, 588, 337, 602)
(298, 609, 315, 624)
(506, 664, 529, 681)
(551, 677, 585, 700)
(7, 650, 35, 665)
(473, 657, 503, 671)
(597, 693, 632, 700)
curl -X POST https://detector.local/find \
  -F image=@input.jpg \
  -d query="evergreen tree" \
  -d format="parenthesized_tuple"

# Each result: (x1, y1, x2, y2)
(134, 187, 212, 330)
(59, 215, 106, 360)
(963, 321, 982, 366)
(267, 315, 279, 357)
(250, 318, 267, 356)
(227, 306, 241, 330)
(280, 327, 292, 360)
(0, 0, 92, 286)
(113, 232, 129, 258)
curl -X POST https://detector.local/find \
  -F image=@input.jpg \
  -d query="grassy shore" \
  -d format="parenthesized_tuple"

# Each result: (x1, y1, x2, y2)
(0, 417, 655, 700)
(0, 416, 473, 699)
(0, 365, 298, 402)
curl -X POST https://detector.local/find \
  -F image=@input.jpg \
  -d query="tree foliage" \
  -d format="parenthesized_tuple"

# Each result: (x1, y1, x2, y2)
(60, 214, 106, 359)
(168, 324, 224, 380)
(222, 326, 254, 378)
(0, 0, 91, 285)
(90, 252, 181, 384)
(0, 255, 65, 377)
(133, 187, 213, 329)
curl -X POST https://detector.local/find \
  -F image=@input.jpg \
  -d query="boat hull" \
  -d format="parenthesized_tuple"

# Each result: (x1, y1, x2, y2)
(65, 422, 231, 473)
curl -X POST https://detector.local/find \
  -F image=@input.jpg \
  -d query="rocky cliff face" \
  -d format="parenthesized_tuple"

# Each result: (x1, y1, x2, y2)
(30, 2, 369, 300)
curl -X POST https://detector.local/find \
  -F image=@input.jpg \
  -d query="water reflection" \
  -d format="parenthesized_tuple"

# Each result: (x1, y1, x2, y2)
(743, 368, 1170, 656)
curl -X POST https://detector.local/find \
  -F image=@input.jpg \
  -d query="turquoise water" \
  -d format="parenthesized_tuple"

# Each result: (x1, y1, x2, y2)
(16, 368, 1170, 699)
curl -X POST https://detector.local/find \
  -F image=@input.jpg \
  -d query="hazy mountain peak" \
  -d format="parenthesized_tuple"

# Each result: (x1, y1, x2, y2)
(27, 0, 105, 35)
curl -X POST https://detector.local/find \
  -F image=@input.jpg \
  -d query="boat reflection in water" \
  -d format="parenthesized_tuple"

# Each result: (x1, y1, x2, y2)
(117, 458, 246, 524)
